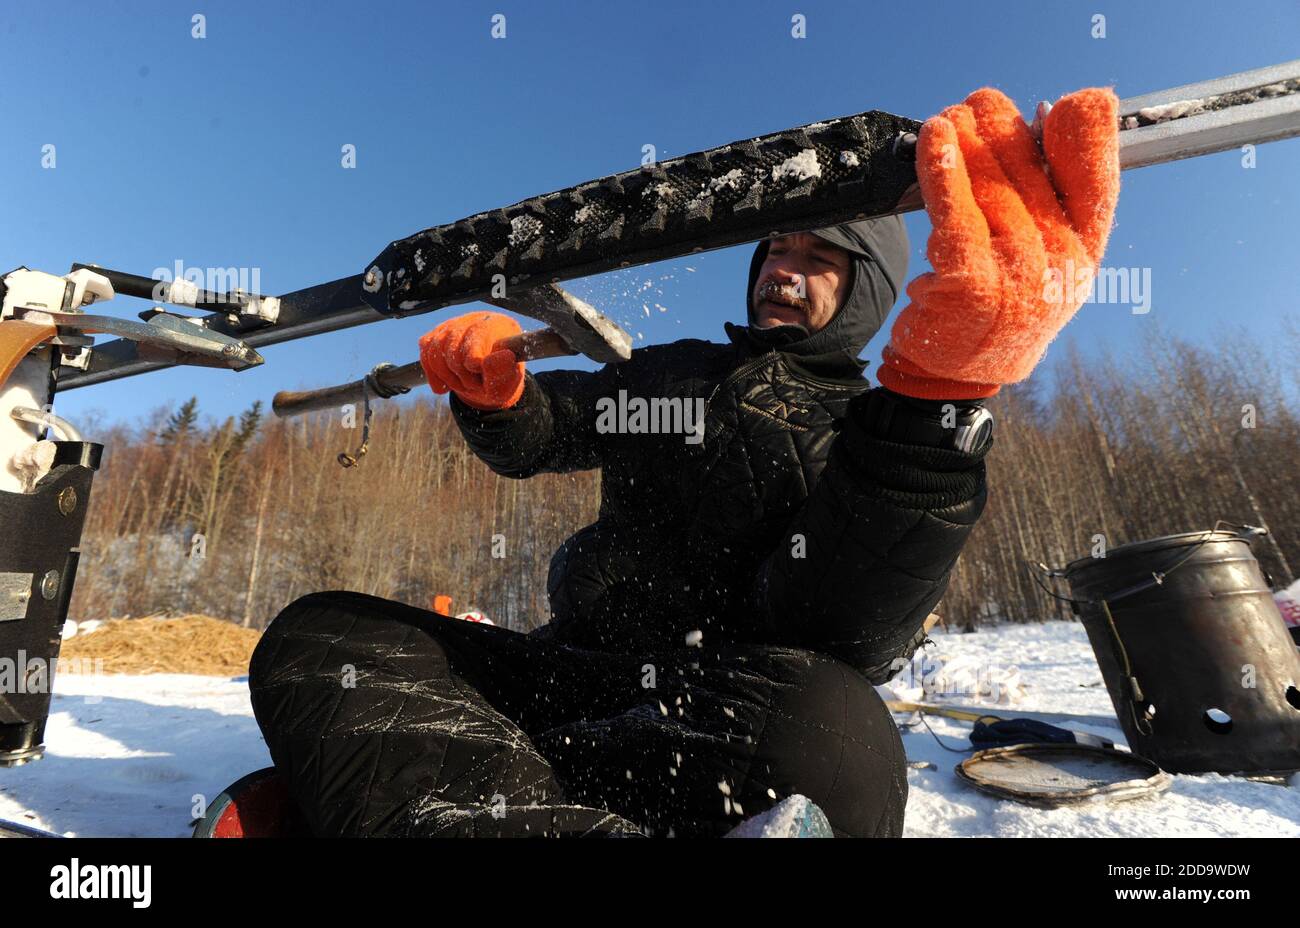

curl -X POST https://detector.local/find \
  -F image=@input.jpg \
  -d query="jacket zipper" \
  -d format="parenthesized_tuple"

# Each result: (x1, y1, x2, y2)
(702, 350, 781, 442)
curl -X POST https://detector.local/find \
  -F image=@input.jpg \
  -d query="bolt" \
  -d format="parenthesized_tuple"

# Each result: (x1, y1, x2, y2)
(40, 570, 59, 601)
(893, 131, 918, 162)
(57, 487, 76, 515)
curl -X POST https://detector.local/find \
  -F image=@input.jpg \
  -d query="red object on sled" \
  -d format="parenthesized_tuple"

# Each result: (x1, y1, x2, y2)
(192, 767, 311, 838)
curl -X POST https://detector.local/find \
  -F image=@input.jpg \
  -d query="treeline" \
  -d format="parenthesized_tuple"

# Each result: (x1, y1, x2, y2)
(943, 324, 1299, 628)
(70, 395, 599, 631)
(68, 324, 1299, 632)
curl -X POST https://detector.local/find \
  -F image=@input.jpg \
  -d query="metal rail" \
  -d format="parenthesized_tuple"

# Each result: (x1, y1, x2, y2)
(56, 60, 1300, 392)
(1117, 58, 1300, 170)
(58, 275, 374, 389)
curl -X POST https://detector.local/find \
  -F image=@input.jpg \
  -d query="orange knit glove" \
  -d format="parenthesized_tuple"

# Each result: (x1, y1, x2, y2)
(879, 87, 1120, 400)
(419, 311, 526, 411)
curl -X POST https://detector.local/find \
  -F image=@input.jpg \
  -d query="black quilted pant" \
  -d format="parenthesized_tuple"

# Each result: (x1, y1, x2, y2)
(248, 590, 907, 838)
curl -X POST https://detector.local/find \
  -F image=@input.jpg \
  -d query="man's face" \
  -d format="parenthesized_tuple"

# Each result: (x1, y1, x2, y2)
(751, 232, 852, 333)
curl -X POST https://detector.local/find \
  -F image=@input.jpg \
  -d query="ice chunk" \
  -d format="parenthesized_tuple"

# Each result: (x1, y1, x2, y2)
(723, 795, 833, 838)
(771, 149, 821, 183)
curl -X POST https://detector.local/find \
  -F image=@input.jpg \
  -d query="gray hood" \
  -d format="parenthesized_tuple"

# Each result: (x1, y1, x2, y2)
(727, 215, 909, 378)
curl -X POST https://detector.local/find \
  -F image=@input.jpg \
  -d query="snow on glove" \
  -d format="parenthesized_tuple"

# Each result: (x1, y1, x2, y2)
(419, 311, 527, 411)
(878, 86, 1120, 400)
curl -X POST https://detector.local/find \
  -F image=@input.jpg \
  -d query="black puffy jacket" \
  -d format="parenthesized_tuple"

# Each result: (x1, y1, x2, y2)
(451, 217, 989, 681)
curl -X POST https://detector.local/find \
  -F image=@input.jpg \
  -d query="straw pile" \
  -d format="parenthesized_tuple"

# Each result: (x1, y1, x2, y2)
(58, 615, 261, 676)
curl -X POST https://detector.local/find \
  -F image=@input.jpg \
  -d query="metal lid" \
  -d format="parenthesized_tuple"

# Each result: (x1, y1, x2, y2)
(955, 742, 1172, 807)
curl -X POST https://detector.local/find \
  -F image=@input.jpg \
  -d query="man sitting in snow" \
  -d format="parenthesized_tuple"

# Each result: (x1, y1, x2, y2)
(249, 87, 1120, 837)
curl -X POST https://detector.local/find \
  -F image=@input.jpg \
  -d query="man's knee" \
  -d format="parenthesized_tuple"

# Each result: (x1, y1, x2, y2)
(251, 592, 348, 692)
(252, 590, 432, 682)
(739, 649, 908, 837)
(259, 590, 403, 642)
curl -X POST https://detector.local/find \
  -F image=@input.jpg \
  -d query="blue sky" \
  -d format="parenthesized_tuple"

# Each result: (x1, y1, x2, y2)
(3, 0, 1297, 430)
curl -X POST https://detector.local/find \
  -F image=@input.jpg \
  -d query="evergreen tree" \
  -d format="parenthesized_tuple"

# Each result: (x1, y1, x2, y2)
(159, 397, 199, 445)
(233, 400, 263, 455)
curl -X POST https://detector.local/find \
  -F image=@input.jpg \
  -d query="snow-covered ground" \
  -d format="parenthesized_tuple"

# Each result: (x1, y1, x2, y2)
(0, 675, 271, 837)
(893, 622, 1300, 837)
(1, 621, 1296, 837)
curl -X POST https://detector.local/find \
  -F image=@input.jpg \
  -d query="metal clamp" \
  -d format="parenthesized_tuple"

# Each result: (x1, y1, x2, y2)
(15, 308, 263, 371)
(337, 363, 407, 468)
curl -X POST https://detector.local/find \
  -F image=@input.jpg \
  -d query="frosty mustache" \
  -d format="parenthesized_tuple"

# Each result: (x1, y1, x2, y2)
(757, 279, 810, 311)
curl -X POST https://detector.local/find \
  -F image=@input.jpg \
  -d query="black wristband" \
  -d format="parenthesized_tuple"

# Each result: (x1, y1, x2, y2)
(852, 388, 994, 454)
